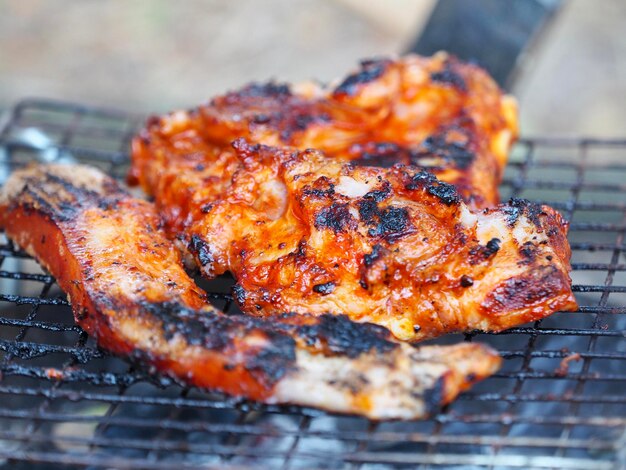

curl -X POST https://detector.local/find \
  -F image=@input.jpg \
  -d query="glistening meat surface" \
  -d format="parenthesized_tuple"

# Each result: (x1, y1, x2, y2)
(130, 53, 518, 210)
(132, 137, 578, 342)
(0, 164, 501, 420)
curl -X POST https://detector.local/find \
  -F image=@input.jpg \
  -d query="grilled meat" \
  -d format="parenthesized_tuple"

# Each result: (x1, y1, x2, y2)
(0, 164, 501, 419)
(130, 53, 518, 210)
(131, 137, 577, 342)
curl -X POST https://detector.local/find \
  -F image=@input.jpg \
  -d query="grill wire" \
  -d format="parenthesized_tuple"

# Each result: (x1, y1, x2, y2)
(0, 99, 624, 469)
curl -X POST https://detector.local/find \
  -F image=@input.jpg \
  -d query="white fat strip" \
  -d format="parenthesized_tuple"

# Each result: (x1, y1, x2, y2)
(475, 212, 510, 245)
(335, 176, 373, 198)
(459, 205, 478, 229)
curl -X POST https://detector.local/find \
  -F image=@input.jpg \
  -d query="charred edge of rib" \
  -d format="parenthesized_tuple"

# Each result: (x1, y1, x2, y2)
(430, 60, 467, 91)
(415, 134, 475, 170)
(421, 375, 446, 414)
(481, 265, 566, 313)
(296, 314, 397, 358)
(502, 198, 545, 228)
(18, 174, 124, 222)
(426, 181, 460, 206)
(243, 331, 297, 386)
(333, 58, 391, 96)
(234, 82, 292, 99)
(350, 142, 407, 169)
(405, 171, 461, 205)
(188, 234, 213, 267)
(142, 301, 297, 387)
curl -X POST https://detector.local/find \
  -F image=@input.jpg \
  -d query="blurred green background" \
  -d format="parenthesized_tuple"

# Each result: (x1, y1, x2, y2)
(1, 0, 625, 136)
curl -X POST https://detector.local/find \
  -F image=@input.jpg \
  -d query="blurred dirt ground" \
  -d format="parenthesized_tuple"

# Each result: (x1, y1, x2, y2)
(0, 0, 625, 136)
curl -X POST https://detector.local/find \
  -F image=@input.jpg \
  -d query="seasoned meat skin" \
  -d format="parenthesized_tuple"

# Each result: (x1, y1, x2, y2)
(0, 164, 501, 420)
(131, 135, 577, 341)
(130, 53, 518, 210)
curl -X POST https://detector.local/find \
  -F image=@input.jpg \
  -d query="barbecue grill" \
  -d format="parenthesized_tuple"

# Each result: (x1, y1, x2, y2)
(0, 98, 624, 469)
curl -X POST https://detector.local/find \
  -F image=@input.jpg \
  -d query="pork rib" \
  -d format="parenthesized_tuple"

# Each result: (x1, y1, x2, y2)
(131, 135, 577, 341)
(0, 164, 501, 419)
(130, 53, 518, 210)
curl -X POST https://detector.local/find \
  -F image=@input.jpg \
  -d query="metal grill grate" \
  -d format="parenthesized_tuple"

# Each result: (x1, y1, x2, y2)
(0, 98, 624, 469)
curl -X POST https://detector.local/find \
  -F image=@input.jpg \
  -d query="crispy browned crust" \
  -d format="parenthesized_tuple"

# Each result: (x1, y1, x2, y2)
(127, 55, 576, 342)
(130, 53, 518, 210)
(131, 131, 576, 341)
(0, 164, 501, 419)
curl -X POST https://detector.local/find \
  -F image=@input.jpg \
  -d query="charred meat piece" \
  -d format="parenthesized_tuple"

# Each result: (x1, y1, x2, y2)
(131, 138, 577, 342)
(0, 164, 501, 420)
(130, 53, 518, 210)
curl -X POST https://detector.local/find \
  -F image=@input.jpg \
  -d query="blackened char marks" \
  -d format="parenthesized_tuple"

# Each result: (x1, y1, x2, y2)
(44, 173, 110, 201)
(232, 82, 292, 99)
(426, 181, 460, 206)
(351, 142, 408, 168)
(415, 134, 475, 170)
(364, 182, 391, 203)
(279, 111, 331, 142)
(20, 172, 125, 223)
(333, 58, 392, 96)
(518, 241, 538, 266)
(188, 234, 213, 267)
(486, 238, 501, 253)
(420, 375, 446, 414)
(405, 171, 461, 206)
(297, 314, 397, 358)
(460, 275, 474, 287)
(378, 207, 410, 236)
(481, 265, 568, 314)
(358, 199, 378, 224)
(315, 203, 355, 232)
(220, 84, 332, 142)
(469, 238, 501, 264)
(313, 282, 336, 295)
(302, 177, 335, 198)
(144, 303, 399, 384)
(405, 171, 437, 190)
(501, 198, 544, 228)
(244, 331, 297, 385)
(19, 185, 75, 223)
(143, 302, 227, 348)
(143, 301, 297, 386)
(430, 61, 467, 91)
(359, 198, 413, 243)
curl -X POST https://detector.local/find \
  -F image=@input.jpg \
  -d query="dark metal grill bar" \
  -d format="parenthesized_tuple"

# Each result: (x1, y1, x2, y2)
(0, 429, 618, 456)
(0, 449, 610, 470)
(556, 200, 626, 458)
(0, 99, 623, 469)
(0, 408, 623, 429)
